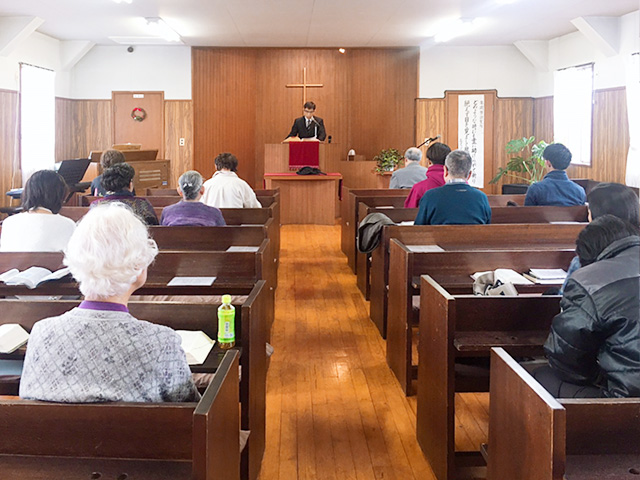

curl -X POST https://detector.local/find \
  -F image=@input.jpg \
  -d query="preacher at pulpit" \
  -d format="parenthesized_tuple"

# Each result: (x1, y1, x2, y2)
(286, 101, 327, 141)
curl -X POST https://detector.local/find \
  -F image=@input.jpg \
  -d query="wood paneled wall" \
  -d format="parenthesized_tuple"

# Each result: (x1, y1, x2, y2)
(164, 100, 193, 187)
(414, 87, 630, 192)
(55, 98, 192, 188)
(493, 97, 534, 190)
(55, 98, 112, 161)
(0, 89, 20, 208)
(415, 98, 446, 164)
(534, 88, 629, 184)
(192, 47, 419, 187)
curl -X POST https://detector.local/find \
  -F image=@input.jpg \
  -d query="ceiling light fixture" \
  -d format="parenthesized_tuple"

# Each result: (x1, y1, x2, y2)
(112, 0, 133, 4)
(433, 18, 478, 43)
(144, 17, 181, 42)
(338, 48, 346, 54)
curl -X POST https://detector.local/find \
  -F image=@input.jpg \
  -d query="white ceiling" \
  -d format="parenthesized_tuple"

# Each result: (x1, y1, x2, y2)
(0, 0, 637, 47)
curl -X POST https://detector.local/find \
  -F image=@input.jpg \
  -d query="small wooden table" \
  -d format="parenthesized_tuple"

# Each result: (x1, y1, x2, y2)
(264, 173, 342, 225)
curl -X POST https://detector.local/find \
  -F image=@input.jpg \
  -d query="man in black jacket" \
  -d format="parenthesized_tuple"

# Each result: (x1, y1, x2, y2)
(286, 101, 326, 141)
(535, 215, 640, 398)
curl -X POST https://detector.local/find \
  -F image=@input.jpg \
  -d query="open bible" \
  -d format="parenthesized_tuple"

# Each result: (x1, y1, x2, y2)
(0, 267, 71, 289)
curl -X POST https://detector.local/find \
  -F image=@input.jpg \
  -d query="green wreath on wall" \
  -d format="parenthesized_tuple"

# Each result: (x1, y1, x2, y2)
(131, 107, 147, 122)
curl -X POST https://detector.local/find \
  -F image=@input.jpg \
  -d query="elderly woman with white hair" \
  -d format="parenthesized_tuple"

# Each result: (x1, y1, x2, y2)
(19, 203, 199, 403)
(160, 170, 226, 227)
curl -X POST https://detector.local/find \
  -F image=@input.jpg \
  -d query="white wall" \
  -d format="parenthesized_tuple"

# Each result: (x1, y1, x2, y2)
(535, 10, 639, 96)
(418, 10, 639, 99)
(0, 32, 70, 97)
(69, 45, 191, 100)
(419, 45, 539, 98)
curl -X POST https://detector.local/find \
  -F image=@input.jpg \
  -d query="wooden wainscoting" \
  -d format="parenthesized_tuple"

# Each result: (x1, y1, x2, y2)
(55, 98, 112, 161)
(165, 100, 194, 188)
(534, 87, 629, 184)
(0, 89, 20, 208)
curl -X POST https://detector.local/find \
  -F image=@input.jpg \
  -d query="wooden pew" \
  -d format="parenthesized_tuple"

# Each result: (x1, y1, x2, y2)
(0, 249, 267, 297)
(0, 349, 240, 480)
(149, 225, 278, 290)
(388, 243, 574, 395)
(488, 347, 640, 480)
(0, 288, 267, 480)
(59, 205, 280, 257)
(416, 277, 563, 480)
(341, 188, 408, 272)
(342, 189, 529, 274)
(354, 203, 586, 299)
(369, 223, 585, 338)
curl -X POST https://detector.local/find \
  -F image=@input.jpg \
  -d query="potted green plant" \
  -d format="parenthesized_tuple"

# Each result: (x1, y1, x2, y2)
(373, 148, 403, 174)
(490, 136, 549, 193)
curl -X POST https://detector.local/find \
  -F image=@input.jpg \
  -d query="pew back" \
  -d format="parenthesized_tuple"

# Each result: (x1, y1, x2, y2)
(370, 222, 585, 338)
(387, 243, 572, 395)
(488, 348, 640, 480)
(418, 280, 562, 480)
(0, 350, 240, 480)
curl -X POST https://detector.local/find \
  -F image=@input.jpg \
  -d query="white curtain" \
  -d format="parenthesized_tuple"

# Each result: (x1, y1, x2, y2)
(625, 54, 640, 187)
(553, 64, 594, 166)
(20, 63, 56, 184)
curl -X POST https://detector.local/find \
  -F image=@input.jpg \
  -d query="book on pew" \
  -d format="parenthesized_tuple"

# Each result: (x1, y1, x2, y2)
(167, 276, 217, 286)
(0, 324, 29, 354)
(226, 246, 259, 252)
(406, 245, 444, 253)
(523, 268, 567, 284)
(472, 268, 533, 285)
(398, 221, 414, 225)
(176, 330, 215, 365)
(0, 267, 71, 289)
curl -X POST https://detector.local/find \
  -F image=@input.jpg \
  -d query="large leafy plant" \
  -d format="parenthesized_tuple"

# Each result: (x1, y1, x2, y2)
(490, 136, 549, 185)
(373, 148, 403, 174)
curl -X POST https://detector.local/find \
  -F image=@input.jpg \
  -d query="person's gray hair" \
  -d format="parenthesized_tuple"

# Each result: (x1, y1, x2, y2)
(404, 147, 422, 162)
(445, 150, 473, 178)
(178, 170, 203, 200)
(64, 203, 158, 300)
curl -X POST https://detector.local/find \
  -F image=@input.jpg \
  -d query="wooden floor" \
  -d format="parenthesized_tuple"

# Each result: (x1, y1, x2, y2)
(259, 224, 488, 480)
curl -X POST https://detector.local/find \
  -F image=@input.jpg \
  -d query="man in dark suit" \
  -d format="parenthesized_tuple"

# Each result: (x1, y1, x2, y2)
(286, 101, 327, 141)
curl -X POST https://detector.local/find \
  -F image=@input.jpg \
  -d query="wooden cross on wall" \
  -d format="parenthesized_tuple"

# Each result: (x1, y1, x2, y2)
(286, 67, 323, 104)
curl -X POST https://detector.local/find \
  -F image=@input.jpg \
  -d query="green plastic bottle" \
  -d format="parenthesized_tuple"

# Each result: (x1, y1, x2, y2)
(217, 294, 235, 349)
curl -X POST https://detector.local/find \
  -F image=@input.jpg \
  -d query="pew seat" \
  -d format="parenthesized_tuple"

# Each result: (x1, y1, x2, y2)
(488, 347, 640, 480)
(416, 275, 563, 480)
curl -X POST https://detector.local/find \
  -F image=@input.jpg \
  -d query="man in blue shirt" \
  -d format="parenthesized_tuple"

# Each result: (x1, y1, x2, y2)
(414, 150, 491, 225)
(524, 143, 586, 206)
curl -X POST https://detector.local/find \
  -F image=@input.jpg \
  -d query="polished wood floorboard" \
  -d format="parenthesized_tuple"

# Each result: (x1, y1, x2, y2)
(259, 224, 487, 480)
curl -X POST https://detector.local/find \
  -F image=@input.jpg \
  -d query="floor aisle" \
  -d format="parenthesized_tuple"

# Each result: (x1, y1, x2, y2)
(258, 225, 436, 480)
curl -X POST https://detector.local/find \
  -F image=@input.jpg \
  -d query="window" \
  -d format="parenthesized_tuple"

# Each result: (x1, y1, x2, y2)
(553, 63, 594, 166)
(20, 63, 56, 184)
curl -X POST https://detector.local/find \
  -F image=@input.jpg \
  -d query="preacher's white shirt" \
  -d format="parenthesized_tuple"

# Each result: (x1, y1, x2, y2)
(201, 171, 262, 209)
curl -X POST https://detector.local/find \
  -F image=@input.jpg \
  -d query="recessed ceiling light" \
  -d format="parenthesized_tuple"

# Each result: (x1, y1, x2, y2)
(433, 18, 479, 43)
(338, 48, 346, 54)
(112, 0, 133, 4)
(144, 17, 182, 43)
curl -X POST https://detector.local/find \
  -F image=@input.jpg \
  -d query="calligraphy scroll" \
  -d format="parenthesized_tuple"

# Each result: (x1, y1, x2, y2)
(457, 94, 485, 188)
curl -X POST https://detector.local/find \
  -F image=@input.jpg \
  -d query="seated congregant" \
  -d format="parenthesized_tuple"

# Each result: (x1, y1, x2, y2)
(535, 215, 640, 398)
(404, 142, 451, 208)
(201, 153, 261, 208)
(561, 182, 640, 292)
(414, 150, 491, 225)
(0, 170, 76, 252)
(90, 149, 126, 197)
(389, 147, 428, 189)
(524, 143, 586, 206)
(160, 171, 226, 226)
(19, 203, 199, 403)
(91, 163, 159, 225)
